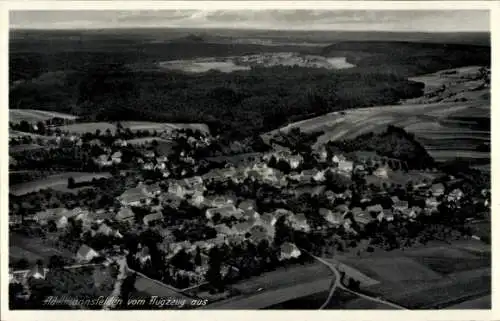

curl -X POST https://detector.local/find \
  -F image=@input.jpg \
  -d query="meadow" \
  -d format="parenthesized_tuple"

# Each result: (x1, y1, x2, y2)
(10, 109, 78, 123)
(10, 172, 112, 196)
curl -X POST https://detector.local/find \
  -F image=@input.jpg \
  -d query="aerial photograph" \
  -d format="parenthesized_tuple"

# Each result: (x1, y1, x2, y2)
(7, 8, 491, 310)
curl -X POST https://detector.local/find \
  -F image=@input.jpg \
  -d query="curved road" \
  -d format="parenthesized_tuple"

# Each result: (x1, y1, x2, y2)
(309, 253, 408, 310)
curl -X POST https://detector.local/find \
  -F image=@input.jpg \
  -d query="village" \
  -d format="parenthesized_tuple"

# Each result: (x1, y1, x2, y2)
(8, 121, 491, 308)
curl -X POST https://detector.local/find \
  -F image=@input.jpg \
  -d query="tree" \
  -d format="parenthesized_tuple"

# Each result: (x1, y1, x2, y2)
(67, 177, 76, 189)
(194, 247, 202, 266)
(48, 255, 65, 269)
(13, 258, 30, 270)
(206, 247, 224, 292)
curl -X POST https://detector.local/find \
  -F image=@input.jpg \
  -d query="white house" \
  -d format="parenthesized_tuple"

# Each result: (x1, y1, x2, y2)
(338, 160, 354, 173)
(279, 242, 301, 261)
(373, 165, 390, 179)
(76, 244, 100, 263)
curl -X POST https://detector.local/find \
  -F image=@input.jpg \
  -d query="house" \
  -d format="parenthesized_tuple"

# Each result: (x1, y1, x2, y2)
(373, 165, 390, 179)
(338, 160, 354, 173)
(113, 139, 128, 147)
(111, 151, 122, 164)
(189, 191, 205, 207)
(95, 154, 112, 167)
(144, 183, 162, 196)
(279, 242, 301, 261)
(392, 200, 409, 212)
(238, 199, 257, 212)
(115, 207, 135, 222)
(431, 183, 446, 197)
(366, 204, 384, 214)
(259, 213, 278, 227)
(351, 207, 372, 225)
(332, 154, 347, 164)
(288, 155, 303, 169)
(135, 246, 152, 265)
(232, 221, 254, 235)
(382, 209, 395, 221)
(144, 150, 155, 159)
(335, 204, 349, 214)
(401, 208, 418, 219)
(76, 244, 100, 263)
(447, 188, 464, 202)
(319, 208, 344, 226)
(248, 225, 272, 244)
(143, 212, 164, 226)
(167, 181, 188, 198)
(96, 223, 113, 236)
(56, 215, 69, 229)
(425, 197, 440, 209)
(313, 170, 326, 182)
(289, 213, 311, 232)
(184, 176, 203, 188)
(27, 265, 47, 280)
(242, 209, 260, 221)
(117, 186, 152, 206)
(33, 208, 68, 225)
(206, 205, 243, 221)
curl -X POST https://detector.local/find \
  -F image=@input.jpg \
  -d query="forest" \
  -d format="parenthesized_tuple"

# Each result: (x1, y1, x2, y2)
(10, 37, 490, 139)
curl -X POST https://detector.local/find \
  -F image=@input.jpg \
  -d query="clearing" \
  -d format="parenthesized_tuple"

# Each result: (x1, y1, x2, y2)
(120, 121, 210, 134)
(57, 122, 117, 135)
(10, 172, 111, 196)
(10, 109, 78, 123)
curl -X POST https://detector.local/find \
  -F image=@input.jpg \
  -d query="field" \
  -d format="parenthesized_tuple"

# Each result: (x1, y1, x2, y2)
(120, 121, 210, 134)
(9, 232, 75, 264)
(9, 143, 45, 154)
(10, 109, 78, 123)
(10, 172, 111, 196)
(333, 242, 491, 309)
(56, 122, 117, 135)
(204, 262, 332, 309)
(266, 66, 490, 163)
(9, 129, 54, 141)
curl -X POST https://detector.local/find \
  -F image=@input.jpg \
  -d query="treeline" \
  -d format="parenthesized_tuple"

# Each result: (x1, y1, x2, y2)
(11, 62, 424, 139)
(328, 125, 435, 169)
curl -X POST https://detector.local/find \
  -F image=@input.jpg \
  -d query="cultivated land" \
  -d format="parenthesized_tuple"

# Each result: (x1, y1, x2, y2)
(323, 241, 491, 309)
(266, 66, 490, 163)
(10, 109, 78, 123)
(9, 232, 75, 263)
(56, 122, 117, 135)
(10, 172, 112, 196)
(8, 29, 490, 310)
(120, 121, 210, 134)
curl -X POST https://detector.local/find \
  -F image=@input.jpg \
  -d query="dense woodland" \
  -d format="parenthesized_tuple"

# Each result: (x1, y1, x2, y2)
(10, 37, 490, 139)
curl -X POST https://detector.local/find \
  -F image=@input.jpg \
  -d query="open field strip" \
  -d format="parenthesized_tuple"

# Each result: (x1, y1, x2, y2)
(10, 172, 111, 196)
(10, 109, 78, 123)
(57, 122, 117, 134)
(120, 121, 210, 134)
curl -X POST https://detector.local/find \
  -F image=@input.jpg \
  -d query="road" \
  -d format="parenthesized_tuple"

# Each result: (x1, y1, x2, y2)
(308, 253, 408, 310)
(102, 257, 129, 310)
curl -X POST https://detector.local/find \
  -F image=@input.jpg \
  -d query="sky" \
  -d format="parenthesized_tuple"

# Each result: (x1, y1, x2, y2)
(10, 10, 490, 32)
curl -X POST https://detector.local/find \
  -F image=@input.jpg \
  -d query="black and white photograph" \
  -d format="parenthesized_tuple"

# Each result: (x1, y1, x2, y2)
(3, 1, 494, 315)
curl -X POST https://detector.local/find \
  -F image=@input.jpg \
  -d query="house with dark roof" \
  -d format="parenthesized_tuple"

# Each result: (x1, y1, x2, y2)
(117, 186, 152, 207)
(115, 207, 135, 222)
(206, 205, 243, 221)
